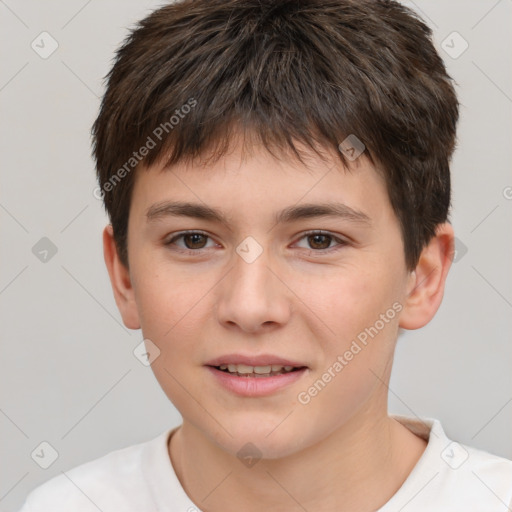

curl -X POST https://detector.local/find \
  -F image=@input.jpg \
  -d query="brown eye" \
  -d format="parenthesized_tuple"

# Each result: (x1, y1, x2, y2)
(183, 233, 208, 249)
(307, 233, 333, 250)
(165, 231, 215, 251)
(294, 231, 348, 253)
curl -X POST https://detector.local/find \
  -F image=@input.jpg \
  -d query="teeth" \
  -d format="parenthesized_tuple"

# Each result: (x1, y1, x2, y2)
(253, 365, 272, 374)
(235, 364, 253, 374)
(217, 363, 299, 375)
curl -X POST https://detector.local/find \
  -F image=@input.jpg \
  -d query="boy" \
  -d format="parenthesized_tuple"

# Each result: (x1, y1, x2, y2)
(19, 0, 512, 510)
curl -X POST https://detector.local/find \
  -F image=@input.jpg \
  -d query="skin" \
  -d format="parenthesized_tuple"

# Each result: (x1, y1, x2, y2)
(104, 134, 454, 512)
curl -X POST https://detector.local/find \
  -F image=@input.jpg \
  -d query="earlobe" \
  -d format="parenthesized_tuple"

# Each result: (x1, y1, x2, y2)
(399, 223, 454, 330)
(102, 225, 141, 330)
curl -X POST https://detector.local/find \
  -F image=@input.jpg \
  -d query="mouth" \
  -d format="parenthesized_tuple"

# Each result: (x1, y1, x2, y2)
(209, 363, 307, 378)
(204, 354, 309, 396)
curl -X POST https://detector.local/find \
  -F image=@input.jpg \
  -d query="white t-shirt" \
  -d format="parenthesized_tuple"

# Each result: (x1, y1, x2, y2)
(18, 415, 512, 511)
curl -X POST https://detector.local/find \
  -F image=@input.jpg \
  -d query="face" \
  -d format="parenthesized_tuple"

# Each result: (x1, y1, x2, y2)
(117, 137, 417, 459)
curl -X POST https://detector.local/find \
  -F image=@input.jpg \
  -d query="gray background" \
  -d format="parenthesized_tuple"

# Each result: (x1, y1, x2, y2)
(1, 1, 511, 510)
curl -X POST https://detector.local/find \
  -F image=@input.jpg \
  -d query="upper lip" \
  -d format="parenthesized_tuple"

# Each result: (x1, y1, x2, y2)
(205, 354, 308, 368)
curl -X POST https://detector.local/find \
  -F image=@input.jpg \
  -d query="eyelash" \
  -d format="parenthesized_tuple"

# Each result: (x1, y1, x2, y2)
(164, 230, 349, 256)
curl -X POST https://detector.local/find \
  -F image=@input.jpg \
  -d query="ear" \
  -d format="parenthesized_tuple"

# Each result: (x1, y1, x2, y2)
(102, 224, 141, 330)
(399, 222, 455, 330)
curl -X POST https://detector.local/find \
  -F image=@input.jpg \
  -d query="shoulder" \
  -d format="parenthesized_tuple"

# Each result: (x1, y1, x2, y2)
(429, 441, 512, 510)
(18, 431, 170, 512)
(422, 442, 512, 511)
(455, 441, 512, 498)
(428, 417, 512, 500)
(389, 415, 512, 511)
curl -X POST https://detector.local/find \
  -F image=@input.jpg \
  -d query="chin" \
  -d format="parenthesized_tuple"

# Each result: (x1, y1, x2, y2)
(212, 419, 310, 461)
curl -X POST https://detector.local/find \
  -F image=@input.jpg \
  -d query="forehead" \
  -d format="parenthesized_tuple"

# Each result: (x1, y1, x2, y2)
(130, 136, 391, 229)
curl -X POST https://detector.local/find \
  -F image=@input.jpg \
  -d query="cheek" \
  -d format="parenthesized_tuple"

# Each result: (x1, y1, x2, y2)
(131, 254, 206, 337)
(296, 263, 401, 369)
(295, 270, 399, 426)
(296, 266, 378, 336)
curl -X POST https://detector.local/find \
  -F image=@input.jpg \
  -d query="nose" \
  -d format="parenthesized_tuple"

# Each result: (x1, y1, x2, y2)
(215, 245, 293, 334)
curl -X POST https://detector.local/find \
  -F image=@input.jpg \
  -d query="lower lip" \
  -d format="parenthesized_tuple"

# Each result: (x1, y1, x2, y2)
(205, 366, 308, 397)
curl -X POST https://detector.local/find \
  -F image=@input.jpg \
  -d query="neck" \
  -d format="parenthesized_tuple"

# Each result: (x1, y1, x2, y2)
(168, 406, 427, 512)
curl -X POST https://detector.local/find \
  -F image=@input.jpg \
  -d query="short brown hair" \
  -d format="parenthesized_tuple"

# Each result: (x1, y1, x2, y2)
(92, 0, 459, 270)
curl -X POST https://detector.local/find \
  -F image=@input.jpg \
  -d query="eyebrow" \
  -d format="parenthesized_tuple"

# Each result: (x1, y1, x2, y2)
(146, 200, 372, 226)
